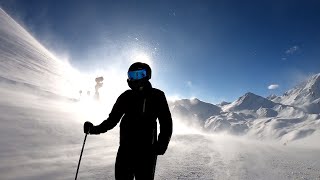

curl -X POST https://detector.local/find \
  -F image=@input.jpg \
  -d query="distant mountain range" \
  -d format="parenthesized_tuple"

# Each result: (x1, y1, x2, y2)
(169, 73, 320, 142)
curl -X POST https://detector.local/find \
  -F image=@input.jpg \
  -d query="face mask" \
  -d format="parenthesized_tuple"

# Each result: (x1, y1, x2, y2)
(127, 78, 148, 91)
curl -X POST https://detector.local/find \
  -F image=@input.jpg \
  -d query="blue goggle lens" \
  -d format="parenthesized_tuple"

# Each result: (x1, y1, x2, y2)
(128, 69, 147, 81)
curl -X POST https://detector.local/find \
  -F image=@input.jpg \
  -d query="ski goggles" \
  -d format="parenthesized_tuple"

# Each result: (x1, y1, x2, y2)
(128, 69, 147, 81)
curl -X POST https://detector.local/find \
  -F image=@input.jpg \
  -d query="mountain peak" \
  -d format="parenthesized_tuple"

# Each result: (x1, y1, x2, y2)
(281, 73, 320, 101)
(307, 73, 320, 90)
(275, 73, 320, 113)
(240, 92, 260, 101)
(224, 92, 276, 111)
(267, 94, 278, 100)
(245, 92, 255, 96)
(218, 101, 231, 106)
(245, 92, 257, 96)
(190, 98, 200, 104)
(169, 98, 222, 122)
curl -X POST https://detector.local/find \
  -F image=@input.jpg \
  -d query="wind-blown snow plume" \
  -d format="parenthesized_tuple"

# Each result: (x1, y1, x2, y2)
(0, 8, 82, 99)
(0, 8, 118, 179)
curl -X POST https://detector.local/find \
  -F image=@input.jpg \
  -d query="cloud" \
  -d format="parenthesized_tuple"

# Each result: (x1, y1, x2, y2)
(186, 81, 193, 88)
(268, 84, 279, 90)
(285, 46, 299, 54)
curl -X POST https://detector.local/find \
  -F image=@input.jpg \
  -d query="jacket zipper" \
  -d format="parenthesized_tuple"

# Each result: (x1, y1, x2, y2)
(152, 128, 155, 144)
(142, 98, 155, 145)
(143, 98, 146, 113)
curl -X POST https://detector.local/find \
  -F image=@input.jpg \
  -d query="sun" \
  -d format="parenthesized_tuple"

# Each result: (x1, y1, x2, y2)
(131, 51, 152, 65)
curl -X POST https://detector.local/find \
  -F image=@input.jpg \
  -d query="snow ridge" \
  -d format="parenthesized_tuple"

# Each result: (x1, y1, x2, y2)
(274, 73, 320, 114)
(0, 8, 77, 98)
(223, 92, 277, 111)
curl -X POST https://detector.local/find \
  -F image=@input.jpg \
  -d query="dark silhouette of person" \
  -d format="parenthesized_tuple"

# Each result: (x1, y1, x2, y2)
(83, 62, 173, 180)
(94, 76, 104, 101)
(79, 90, 82, 100)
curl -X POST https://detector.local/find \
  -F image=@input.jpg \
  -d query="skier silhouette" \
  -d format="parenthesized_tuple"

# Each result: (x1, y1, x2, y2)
(83, 62, 173, 180)
(94, 76, 104, 101)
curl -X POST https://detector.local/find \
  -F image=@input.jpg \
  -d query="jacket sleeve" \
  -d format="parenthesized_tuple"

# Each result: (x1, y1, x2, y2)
(157, 92, 173, 152)
(92, 92, 126, 134)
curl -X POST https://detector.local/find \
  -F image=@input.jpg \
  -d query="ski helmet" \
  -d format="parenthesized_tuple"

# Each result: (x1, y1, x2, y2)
(127, 62, 152, 90)
(127, 62, 151, 81)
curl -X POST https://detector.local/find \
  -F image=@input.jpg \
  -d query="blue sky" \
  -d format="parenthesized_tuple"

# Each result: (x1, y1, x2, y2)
(1, 0, 320, 103)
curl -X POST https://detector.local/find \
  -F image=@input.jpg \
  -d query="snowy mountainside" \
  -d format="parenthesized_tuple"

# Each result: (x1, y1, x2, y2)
(0, 8, 78, 179)
(0, 9, 118, 179)
(223, 92, 277, 112)
(216, 101, 231, 108)
(0, 8, 78, 98)
(272, 73, 320, 114)
(204, 112, 249, 135)
(267, 94, 278, 101)
(169, 98, 221, 125)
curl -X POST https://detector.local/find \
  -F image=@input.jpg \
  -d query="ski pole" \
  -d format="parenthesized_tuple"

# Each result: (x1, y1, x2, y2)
(75, 132, 88, 180)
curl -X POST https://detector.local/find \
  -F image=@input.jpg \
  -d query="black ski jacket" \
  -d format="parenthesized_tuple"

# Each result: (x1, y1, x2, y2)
(93, 82, 173, 154)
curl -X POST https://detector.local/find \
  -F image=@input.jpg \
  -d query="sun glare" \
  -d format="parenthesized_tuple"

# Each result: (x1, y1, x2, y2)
(131, 51, 152, 65)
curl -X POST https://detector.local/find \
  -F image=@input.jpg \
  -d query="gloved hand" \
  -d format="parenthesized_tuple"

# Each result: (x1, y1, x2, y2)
(154, 143, 167, 155)
(83, 121, 93, 134)
(83, 121, 101, 134)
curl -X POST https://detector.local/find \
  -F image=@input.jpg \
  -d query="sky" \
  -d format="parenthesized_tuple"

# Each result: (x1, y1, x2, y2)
(1, 0, 320, 104)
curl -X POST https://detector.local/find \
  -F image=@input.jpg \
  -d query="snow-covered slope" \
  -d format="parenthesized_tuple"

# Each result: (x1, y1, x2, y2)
(223, 92, 277, 112)
(204, 112, 249, 135)
(0, 8, 112, 180)
(0, 8, 79, 99)
(169, 98, 221, 125)
(273, 73, 320, 114)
